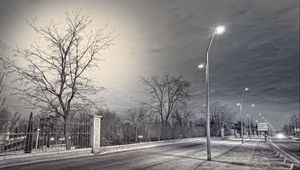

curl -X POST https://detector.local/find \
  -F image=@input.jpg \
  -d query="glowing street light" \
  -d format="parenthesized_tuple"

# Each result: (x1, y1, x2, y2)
(198, 64, 205, 69)
(201, 25, 226, 161)
(215, 26, 225, 34)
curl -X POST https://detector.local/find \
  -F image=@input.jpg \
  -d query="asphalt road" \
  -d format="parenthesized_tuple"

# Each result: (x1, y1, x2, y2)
(2, 139, 291, 170)
(271, 138, 300, 160)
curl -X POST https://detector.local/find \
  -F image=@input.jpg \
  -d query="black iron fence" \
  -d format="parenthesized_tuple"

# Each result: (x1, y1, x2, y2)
(0, 116, 90, 156)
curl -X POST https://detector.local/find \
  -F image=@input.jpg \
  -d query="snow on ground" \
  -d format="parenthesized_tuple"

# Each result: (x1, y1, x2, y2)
(196, 140, 291, 170)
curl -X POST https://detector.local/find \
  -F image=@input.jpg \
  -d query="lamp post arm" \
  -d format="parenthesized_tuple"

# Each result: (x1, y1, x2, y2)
(206, 33, 215, 60)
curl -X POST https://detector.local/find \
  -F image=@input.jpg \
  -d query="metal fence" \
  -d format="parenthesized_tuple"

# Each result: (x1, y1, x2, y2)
(0, 117, 90, 156)
(1, 115, 212, 155)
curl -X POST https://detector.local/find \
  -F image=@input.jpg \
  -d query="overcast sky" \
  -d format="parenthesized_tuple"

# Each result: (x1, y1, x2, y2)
(0, 0, 299, 129)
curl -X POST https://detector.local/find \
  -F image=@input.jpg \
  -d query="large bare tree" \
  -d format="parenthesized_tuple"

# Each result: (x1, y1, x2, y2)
(142, 74, 193, 139)
(2, 10, 115, 149)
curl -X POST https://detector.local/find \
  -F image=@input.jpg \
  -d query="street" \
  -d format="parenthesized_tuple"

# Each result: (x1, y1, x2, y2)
(3, 139, 291, 170)
(271, 138, 300, 160)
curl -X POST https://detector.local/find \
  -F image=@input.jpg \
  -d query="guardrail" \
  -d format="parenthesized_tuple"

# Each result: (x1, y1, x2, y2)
(268, 139, 300, 170)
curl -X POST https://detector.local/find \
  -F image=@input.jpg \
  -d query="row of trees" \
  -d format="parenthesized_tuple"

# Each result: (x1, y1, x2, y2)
(0, 10, 238, 149)
(98, 102, 237, 146)
(282, 112, 300, 137)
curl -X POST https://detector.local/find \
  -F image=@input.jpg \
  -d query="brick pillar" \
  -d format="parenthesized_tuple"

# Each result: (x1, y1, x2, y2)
(90, 115, 102, 153)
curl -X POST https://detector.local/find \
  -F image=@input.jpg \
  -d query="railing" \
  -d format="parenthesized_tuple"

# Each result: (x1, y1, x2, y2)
(0, 118, 90, 156)
(1, 115, 235, 156)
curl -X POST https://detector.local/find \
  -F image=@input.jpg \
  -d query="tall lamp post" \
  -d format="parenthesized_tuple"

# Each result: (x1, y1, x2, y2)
(237, 87, 249, 144)
(198, 25, 225, 161)
(248, 104, 255, 139)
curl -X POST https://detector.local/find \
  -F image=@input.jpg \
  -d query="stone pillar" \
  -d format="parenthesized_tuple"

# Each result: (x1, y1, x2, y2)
(90, 115, 102, 153)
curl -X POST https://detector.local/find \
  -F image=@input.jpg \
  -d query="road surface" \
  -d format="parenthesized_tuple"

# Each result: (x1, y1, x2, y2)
(2, 139, 291, 170)
(271, 138, 300, 160)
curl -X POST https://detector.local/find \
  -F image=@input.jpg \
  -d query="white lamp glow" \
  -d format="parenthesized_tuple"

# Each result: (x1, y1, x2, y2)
(215, 26, 225, 34)
(198, 64, 205, 69)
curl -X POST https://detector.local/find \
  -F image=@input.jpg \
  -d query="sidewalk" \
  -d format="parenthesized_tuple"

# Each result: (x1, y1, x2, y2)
(195, 140, 292, 170)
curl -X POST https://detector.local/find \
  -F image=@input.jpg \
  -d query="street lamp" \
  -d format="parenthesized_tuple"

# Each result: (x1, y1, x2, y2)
(239, 87, 249, 144)
(215, 26, 225, 34)
(198, 64, 205, 69)
(246, 114, 250, 139)
(249, 104, 255, 139)
(202, 25, 225, 161)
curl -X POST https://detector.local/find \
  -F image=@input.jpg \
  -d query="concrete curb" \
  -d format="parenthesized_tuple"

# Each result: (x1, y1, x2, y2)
(0, 137, 203, 169)
(98, 137, 202, 154)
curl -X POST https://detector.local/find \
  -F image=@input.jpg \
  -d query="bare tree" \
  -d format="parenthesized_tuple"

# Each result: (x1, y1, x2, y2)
(98, 109, 123, 146)
(2, 10, 115, 149)
(288, 112, 300, 137)
(171, 107, 194, 138)
(209, 102, 236, 136)
(142, 74, 193, 139)
(282, 124, 291, 136)
(125, 106, 148, 142)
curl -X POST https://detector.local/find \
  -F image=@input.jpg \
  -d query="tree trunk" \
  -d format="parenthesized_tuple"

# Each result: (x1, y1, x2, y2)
(64, 116, 71, 150)
(179, 120, 185, 138)
(135, 127, 138, 143)
(160, 122, 165, 140)
(160, 121, 171, 140)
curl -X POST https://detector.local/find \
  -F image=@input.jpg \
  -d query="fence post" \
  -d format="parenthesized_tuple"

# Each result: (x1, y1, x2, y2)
(90, 115, 102, 153)
(24, 112, 33, 153)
